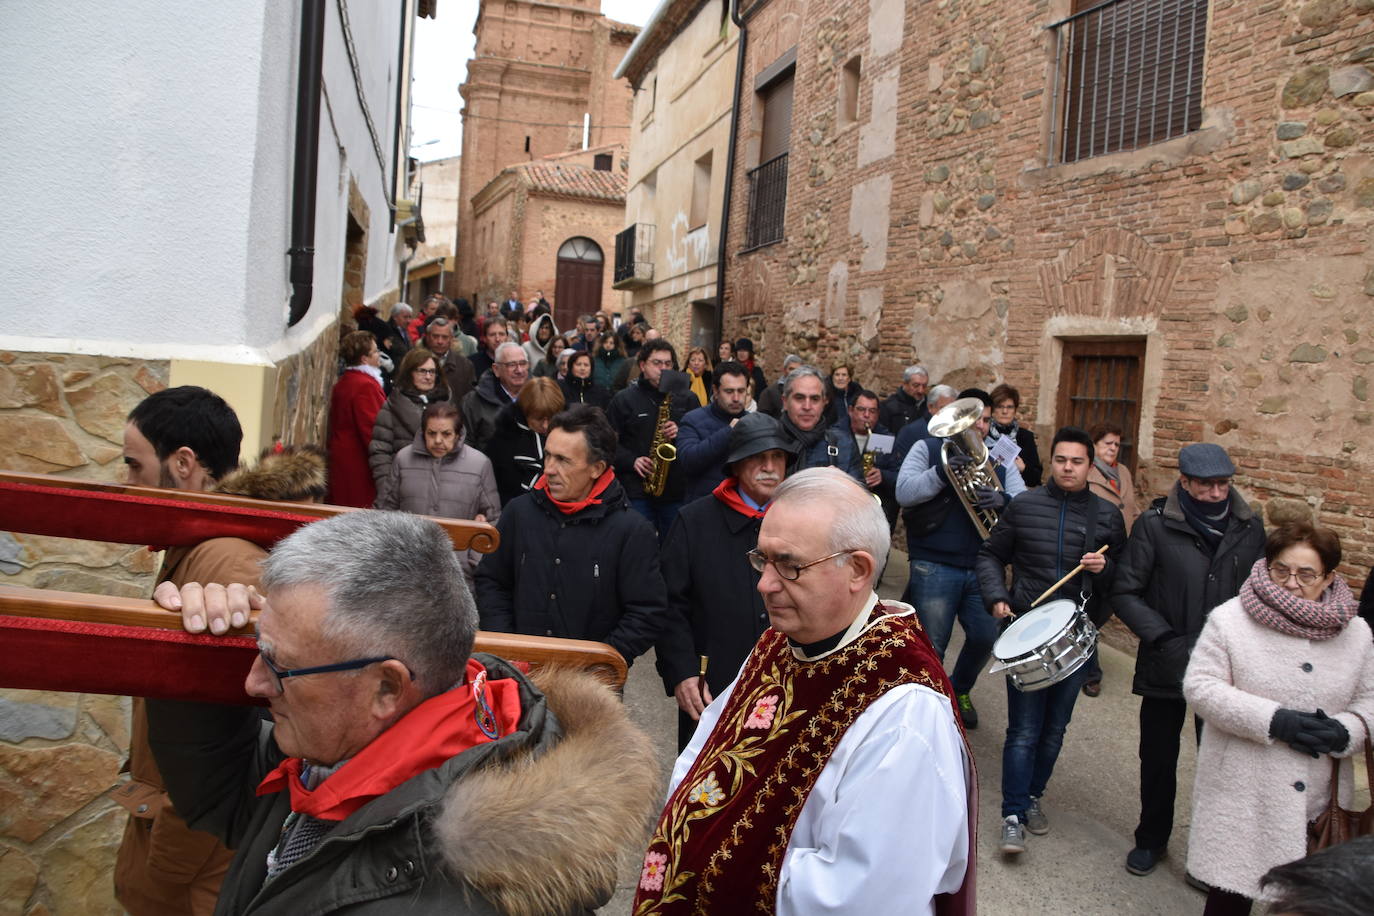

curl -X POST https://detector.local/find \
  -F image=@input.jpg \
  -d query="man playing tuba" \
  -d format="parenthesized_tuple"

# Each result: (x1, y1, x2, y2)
(895, 388, 1027, 732)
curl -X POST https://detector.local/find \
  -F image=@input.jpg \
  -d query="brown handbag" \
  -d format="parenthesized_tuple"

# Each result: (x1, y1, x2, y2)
(1307, 711, 1374, 853)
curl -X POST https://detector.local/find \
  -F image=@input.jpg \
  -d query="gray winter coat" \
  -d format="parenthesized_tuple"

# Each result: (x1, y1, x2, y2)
(375, 428, 499, 524)
(1112, 483, 1265, 699)
(368, 387, 448, 489)
(145, 660, 661, 916)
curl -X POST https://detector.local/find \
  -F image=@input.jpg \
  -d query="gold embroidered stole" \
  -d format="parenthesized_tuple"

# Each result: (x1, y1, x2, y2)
(633, 605, 958, 914)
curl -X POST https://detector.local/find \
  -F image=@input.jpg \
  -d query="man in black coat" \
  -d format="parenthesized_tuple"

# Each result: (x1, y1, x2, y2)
(1111, 442, 1264, 877)
(605, 340, 698, 541)
(655, 413, 798, 749)
(675, 360, 751, 502)
(475, 405, 666, 665)
(879, 365, 931, 435)
(424, 318, 475, 403)
(976, 426, 1127, 856)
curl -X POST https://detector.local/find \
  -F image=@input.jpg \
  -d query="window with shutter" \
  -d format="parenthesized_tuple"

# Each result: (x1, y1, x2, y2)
(745, 67, 793, 250)
(1053, 0, 1209, 164)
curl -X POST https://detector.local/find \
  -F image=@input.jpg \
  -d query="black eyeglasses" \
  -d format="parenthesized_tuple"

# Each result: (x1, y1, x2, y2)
(746, 548, 854, 581)
(256, 646, 405, 695)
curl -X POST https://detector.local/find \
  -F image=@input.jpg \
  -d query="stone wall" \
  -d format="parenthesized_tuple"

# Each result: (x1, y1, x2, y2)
(0, 350, 167, 915)
(721, 0, 1374, 582)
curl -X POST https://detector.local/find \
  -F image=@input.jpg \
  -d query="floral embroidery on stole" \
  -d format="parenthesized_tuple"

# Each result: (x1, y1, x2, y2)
(634, 605, 958, 914)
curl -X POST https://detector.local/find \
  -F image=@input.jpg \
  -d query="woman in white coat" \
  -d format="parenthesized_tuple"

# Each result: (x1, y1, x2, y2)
(1183, 523, 1373, 915)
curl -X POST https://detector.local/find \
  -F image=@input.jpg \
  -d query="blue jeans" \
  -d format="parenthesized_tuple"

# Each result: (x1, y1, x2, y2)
(628, 497, 681, 544)
(1001, 665, 1085, 818)
(906, 559, 998, 696)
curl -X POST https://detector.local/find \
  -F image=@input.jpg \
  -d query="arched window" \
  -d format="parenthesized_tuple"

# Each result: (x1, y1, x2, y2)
(557, 237, 603, 262)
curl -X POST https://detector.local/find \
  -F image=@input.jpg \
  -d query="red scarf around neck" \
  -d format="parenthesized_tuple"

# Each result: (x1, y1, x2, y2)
(256, 658, 522, 821)
(712, 477, 767, 520)
(534, 467, 615, 515)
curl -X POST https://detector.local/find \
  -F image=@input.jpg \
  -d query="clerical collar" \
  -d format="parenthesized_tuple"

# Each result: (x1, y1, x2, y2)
(788, 592, 882, 661)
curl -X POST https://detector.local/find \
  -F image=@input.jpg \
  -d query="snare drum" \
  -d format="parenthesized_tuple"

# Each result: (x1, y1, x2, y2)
(988, 599, 1097, 692)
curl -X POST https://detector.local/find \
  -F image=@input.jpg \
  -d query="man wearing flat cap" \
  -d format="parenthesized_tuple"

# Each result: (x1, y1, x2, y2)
(1113, 441, 1265, 877)
(654, 412, 798, 749)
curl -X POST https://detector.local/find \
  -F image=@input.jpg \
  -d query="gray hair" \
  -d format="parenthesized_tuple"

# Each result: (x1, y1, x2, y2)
(261, 511, 476, 697)
(927, 384, 958, 410)
(392, 303, 413, 318)
(782, 353, 803, 371)
(772, 468, 889, 588)
(495, 341, 524, 362)
(903, 365, 929, 382)
(782, 365, 826, 398)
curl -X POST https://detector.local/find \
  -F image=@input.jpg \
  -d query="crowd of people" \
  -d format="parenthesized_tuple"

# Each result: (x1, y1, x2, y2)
(101, 293, 1374, 915)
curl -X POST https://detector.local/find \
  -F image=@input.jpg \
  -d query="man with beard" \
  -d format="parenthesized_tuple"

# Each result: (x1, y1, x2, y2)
(422, 318, 475, 403)
(1112, 442, 1264, 877)
(655, 413, 798, 749)
(606, 339, 699, 541)
(675, 360, 751, 502)
(776, 366, 862, 481)
(475, 404, 667, 665)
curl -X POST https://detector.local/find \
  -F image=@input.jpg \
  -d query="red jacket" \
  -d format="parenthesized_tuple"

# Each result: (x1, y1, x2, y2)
(327, 367, 386, 507)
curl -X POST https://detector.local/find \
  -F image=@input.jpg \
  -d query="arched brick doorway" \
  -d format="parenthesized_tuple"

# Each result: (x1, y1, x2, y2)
(554, 237, 603, 325)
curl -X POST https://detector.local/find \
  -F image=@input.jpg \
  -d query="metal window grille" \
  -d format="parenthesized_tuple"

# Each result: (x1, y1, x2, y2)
(745, 152, 788, 250)
(1050, 0, 1209, 165)
(613, 223, 655, 286)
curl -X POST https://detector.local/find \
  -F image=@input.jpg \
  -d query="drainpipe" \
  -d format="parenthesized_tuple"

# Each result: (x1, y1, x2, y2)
(714, 0, 749, 351)
(287, 0, 327, 327)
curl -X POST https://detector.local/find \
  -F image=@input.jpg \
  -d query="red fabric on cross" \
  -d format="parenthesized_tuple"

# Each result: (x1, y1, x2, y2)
(0, 479, 319, 549)
(0, 615, 263, 706)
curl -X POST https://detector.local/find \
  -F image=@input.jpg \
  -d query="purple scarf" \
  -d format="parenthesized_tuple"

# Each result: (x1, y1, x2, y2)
(1239, 558, 1358, 640)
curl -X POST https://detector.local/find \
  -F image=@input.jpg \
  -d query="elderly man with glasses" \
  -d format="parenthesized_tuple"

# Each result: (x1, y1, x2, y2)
(634, 469, 975, 915)
(460, 340, 529, 451)
(1112, 442, 1265, 878)
(146, 510, 658, 915)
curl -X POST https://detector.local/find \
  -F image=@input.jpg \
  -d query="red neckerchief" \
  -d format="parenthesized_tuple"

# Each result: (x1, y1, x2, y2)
(533, 467, 615, 515)
(712, 477, 767, 520)
(255, 658, 522, 821)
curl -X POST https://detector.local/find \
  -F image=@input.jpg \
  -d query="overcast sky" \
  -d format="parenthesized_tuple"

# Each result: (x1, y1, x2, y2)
(410, 0, 653, 162)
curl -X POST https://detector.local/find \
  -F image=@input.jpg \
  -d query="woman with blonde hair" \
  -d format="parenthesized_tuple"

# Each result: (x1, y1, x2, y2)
(1184, 522, 1374, 915)
(684, 346, 711, 407)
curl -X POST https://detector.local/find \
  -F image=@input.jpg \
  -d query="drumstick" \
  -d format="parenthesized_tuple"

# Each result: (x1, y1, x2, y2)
(1029, 544, 1111, 609)
(698, 655, 709, 703)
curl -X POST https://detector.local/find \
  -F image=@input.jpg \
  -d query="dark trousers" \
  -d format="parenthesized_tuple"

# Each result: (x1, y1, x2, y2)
(1203, 888, 1251, 916)
(1135, 696, 1204, 849)
(628, 497, 682, 544)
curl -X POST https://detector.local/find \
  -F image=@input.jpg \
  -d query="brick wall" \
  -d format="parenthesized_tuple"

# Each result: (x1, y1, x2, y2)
(722, 0, 1374, 584)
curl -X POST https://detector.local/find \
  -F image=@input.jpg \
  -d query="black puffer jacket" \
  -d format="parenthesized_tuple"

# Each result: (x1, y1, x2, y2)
(559, 375, 612, 410)
(1111, 484, 1265, 699)
(474, 477, 667, 664)
(976, 480, 1127, 622)
(482, 403, 545, 506)
(460, 370, 512, 453)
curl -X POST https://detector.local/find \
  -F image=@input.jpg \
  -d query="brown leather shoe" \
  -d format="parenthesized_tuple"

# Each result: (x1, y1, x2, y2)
(1082, 679, 1102, 697)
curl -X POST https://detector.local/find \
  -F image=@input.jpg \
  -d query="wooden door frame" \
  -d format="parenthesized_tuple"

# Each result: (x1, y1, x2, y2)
(1054, 337, 1147, 473)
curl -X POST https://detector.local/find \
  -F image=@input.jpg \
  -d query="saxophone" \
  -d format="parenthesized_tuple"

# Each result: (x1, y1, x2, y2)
(861, 424, 877, 477)
(927, 397, 1004, 539)
(643, 394, 677, 497)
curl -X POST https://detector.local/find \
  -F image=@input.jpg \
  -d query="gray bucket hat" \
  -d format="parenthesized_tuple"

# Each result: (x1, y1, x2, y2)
(1178, 442, 1236, 478)
(725, 413, 798, 469)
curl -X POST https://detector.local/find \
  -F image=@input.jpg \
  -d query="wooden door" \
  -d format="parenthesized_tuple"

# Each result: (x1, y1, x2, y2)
(1055, 338, 1146, 471)
(554, 237, 603, 323)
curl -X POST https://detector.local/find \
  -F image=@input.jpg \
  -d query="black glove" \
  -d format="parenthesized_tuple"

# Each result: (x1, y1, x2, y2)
(1309, 709, 1351, 755)
(973, 486, 1005, 511)
(1270, 708, 1348, 758)
(946, 451, 975, 472)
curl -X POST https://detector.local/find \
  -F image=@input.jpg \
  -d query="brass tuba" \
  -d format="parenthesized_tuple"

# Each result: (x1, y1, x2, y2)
(927, 397, 1004, 539)
(643, 394, 677, 497)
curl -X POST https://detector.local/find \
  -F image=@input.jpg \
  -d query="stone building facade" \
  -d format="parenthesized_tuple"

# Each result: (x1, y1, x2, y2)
(613, 0, 740, 351)
(467, 145, 628, 324)
(455, 0, 638, 304)
(719, 0, 1374, 581)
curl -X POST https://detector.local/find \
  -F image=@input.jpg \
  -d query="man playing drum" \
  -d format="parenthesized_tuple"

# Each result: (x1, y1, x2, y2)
(975, 427, 1127, 855)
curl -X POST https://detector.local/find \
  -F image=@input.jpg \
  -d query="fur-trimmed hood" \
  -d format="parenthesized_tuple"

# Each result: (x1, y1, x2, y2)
(215, 446, 328, 502)
(434, 665, 662, 916)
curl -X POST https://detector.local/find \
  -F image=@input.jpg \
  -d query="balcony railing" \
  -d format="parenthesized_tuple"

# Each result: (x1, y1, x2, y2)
(1049, 0, 1208, 164)
(613, 223, 655, 289)
(745, 152, 788, 250)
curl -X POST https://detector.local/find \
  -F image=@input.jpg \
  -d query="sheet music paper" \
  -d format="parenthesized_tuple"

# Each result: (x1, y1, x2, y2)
(866, 432, 895, 455)
(987, 434, 1021, 470)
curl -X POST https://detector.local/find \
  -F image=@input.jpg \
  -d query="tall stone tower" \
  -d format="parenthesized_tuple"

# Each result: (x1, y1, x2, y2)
(456, 0, 637, 302)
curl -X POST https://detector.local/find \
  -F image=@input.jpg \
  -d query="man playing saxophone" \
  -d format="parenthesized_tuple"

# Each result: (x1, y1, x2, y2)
(895, 388, 1026, 731)
(607, 338, 699, 541)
